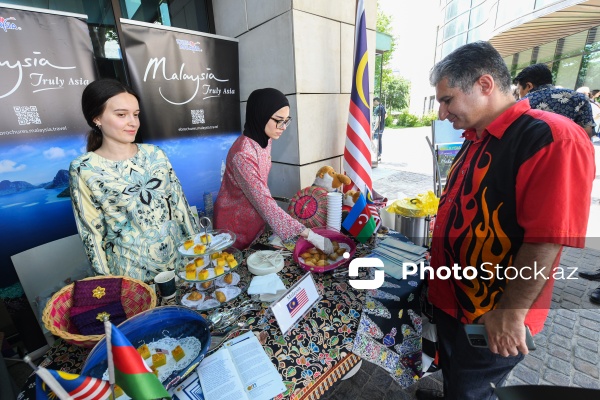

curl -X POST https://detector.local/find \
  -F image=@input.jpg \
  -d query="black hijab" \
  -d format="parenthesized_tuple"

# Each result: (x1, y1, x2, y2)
(243, 88, 290, 148)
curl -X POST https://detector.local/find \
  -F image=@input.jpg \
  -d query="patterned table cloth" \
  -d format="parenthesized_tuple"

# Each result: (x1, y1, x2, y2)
(18, 232, 424, 399)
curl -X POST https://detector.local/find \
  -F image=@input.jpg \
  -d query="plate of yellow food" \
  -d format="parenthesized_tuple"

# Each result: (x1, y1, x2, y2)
(178, 229, 236, 256)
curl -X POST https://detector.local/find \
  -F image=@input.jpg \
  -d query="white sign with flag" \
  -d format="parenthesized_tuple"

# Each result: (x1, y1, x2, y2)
(269, 272, 320, 335)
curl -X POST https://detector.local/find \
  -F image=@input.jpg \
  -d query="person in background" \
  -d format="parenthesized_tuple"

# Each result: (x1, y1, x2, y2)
(372, 97, 386, 161)
(69, 79, 198, 283)
(420, 42, 595, 400)
(513, 64, 595, 138)
(214, 88, 333, 254)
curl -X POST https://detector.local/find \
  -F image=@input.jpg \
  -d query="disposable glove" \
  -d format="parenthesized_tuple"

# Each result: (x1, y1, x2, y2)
(307, 230, 334, 255)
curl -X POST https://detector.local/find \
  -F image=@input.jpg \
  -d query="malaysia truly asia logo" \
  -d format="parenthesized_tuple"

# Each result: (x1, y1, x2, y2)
(176, 39, 202, 53)
(0, 16, 21, 32)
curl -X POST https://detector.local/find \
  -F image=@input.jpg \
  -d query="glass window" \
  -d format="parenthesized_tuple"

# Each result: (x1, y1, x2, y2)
(442, 32, 467, 58)
(558, 30, 588, 59)
(536, 40, 557, 64)
(534, 0, 559, 9)
(516, 48, 533, 69)
(469, 2, 488, 28)
(119, 0, 212, 32)
(554, 56, 583, 89)
(581, 51, 600, 90)
(445, 0, 471, 20)
(443, 11, 469, 39)
(496, 0, 536, 28)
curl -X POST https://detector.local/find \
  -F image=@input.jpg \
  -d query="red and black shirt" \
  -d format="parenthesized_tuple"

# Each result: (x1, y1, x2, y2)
(429, 99, 595, 333)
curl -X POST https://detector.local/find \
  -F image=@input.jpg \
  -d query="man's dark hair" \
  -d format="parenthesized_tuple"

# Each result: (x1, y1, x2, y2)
(373, 97, 380, 102)
(513, 63, 553, 88)
(429, 41, 512, 94)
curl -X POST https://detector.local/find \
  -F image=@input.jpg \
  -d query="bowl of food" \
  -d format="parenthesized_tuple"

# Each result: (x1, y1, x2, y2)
(81, 306, 211, 391)
(293, 227, 356, 273)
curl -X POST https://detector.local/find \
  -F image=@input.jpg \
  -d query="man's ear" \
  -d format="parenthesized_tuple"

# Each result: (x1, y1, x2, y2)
(525, 82, 534, 93)
(477, 74, 495, 95)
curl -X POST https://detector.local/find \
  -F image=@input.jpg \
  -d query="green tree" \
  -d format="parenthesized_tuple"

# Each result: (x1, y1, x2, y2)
(374, 3, 410, 112)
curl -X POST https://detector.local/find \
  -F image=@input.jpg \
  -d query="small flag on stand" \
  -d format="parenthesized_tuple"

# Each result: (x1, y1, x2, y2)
(104, 322, 171, 400)
(343, 0, 373, 200)
(35, 368, 110, 400)
(342, 192, 376, 243)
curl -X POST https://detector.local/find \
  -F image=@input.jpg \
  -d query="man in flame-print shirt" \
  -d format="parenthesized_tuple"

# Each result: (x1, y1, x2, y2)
(422, 42, 595, 400)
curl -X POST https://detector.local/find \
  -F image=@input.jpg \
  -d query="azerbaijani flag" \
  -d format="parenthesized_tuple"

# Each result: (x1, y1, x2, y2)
(107, 323, 171, 399)
(342, 191, 376, 243)
(36, 368, 110, 400)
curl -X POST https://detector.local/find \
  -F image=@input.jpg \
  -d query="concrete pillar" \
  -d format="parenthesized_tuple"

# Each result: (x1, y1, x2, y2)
(212, 0, 377, 199)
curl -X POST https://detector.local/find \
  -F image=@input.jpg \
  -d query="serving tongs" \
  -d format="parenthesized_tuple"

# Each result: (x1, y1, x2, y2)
(254, 249, 291, 267)
(199, 216, 212, 249)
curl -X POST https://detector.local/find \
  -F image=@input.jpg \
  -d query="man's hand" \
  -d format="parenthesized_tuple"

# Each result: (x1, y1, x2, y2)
(479, 309, 529, 357)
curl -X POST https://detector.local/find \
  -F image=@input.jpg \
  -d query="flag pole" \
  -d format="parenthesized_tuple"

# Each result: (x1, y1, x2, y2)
(24, 355, 73, 400)
(103, 317, 117, 400)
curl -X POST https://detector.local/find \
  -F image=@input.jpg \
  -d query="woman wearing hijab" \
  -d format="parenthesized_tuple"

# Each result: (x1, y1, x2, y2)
(214, 88, 332, 253)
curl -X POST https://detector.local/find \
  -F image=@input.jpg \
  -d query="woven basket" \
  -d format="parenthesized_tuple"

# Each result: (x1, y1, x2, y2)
(42, 275, 157, 348)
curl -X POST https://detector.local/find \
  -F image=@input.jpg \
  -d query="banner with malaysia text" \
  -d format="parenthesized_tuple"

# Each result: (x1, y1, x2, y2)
(343, 0, 373, 198)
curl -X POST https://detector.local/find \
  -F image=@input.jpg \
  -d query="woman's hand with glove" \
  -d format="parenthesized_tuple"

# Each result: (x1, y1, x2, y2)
(305, 229, 334, 255)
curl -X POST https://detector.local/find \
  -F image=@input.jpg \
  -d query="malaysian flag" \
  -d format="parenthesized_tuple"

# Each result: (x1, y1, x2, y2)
(343, 0, 372, 198)
(287, 289, 309, 317)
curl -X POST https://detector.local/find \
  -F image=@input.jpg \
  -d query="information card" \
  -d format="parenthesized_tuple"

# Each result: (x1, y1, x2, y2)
(270, 272, 321, 335)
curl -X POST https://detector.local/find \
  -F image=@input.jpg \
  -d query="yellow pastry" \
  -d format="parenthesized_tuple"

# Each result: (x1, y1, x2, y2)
(211, 252, 221, 260)
(183, 239, 194, 250)
(224, 273, 233, 284)
(172, 345, 186, 362)
(200, 234, 211, 244)
(194, 258, 204, 267)
(214, 265, 225, 275)
(188, 291, 203, 301)
(193, 244, 206, 255)
(186, 269, 196, 280)
(221, 252, 230, 258)
(198, 269, 210, 280)
(215, 290, 226, 303)
(150, 365, 159, 377)
(185, 262, 196, 271)
(227, 259, 238, 268)
(152, 353, 166, 368)
(137, 344, 151, 359)
(216, 258, 226, 268)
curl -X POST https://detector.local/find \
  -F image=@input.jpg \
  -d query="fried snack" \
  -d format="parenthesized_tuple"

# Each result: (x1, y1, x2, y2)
(198, 269, 210, 280)
(200, 234, 211, 244)
(308, 248, 319, 255)
(300, 252, 312, 259)
(201, 281, 212, 289)
(304, 260, 315, 266)
(193, 244, 206, 255)
(183, 239, 194, 250)
(137, 344, 151, 359)
(172, 345, 186, 362)
(152, 353, 167, 368)
(328, 253, 339, 261)
(214, 265, 225, 275)
(188, 291, 202, 301)
(336, 247, 346, 255)
(332, 241, 339, 250)
(317, 260, 329, 266)
(224, 273, 233, 284)
(215, 290, 226, 303)
(194, 258, 205, 267)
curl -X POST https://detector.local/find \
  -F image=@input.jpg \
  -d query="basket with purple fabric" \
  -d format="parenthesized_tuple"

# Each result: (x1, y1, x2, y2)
(42, 275, 157, 347)
(293, 227, 357, 273)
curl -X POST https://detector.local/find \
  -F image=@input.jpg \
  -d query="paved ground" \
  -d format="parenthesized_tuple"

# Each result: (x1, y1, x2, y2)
(321, 127, 600, 399)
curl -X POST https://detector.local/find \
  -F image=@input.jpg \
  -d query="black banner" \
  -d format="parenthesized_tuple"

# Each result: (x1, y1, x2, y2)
(0, 6, 97, 350)
(120, 20, 240, 139)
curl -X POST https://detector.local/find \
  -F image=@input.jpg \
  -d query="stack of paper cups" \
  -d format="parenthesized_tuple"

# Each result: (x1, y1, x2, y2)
(327, 192, 343, 231)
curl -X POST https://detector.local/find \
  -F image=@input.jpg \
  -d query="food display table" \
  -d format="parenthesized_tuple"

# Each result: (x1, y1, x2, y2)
(18, 231, 424, 400)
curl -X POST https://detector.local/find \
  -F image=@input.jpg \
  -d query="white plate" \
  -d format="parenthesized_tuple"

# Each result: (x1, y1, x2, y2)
(247, 251, 285, 276)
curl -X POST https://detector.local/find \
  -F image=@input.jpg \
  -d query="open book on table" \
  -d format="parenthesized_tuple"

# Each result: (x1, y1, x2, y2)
(196, 331, 286, 400)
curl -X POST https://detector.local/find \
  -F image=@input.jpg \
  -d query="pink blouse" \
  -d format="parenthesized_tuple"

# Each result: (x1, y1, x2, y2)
(214, 135, 305, 249)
